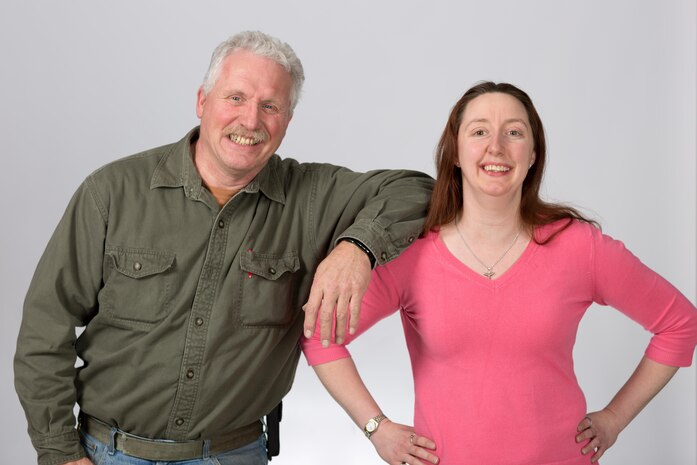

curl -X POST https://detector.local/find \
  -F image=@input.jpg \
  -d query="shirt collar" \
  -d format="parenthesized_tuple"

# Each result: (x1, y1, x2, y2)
(150, 126, 286, 204)
(243, 155, 286, 204)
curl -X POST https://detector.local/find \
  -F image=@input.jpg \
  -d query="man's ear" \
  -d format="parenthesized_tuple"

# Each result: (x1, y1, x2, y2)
(196, 86, 206, 119)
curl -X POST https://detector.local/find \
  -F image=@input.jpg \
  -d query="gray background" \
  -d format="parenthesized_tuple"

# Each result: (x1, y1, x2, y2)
(1, 1, 695, 464)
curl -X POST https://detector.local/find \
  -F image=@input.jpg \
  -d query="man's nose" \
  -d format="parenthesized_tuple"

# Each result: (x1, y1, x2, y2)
(238, 102, 261, 129)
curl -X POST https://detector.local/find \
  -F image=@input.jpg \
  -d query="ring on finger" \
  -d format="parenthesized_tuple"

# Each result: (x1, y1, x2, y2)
(409, 433, 416, 444)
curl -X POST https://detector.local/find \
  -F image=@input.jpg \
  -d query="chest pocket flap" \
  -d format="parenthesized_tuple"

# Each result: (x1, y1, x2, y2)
(100, 247, 176, 328)
(240, 250, 299, 280)
(108, 247, 176, 278)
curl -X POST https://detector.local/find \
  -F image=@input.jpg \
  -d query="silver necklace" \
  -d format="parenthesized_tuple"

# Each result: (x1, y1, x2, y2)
(454, 221, 520, 279)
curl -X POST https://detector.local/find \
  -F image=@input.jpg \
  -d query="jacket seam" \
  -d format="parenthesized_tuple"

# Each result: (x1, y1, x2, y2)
(85, 176, 108, 224)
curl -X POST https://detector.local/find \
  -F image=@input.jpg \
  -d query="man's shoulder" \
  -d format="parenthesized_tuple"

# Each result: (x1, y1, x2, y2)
(86, 129, 196, 186)
(265, 156, 353, 194)
(272, 156, 432, 183)
(89, 141, 175, 180)
(79, 138, 187, 208)
(270, 155, 347, 175)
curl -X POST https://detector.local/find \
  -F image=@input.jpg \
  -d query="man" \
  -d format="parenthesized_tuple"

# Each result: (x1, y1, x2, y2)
(14, 31, 433, 465)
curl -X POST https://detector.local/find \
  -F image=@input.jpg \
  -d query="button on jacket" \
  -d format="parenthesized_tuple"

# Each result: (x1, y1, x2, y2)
(14, 127, 434, 465)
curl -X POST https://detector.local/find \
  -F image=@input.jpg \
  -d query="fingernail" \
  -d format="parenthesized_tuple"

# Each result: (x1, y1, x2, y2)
(349, 328, 356, 335)
(336, 337, 343, 344)
(322, 340, 329, 348)
(304, 330, 312, 338)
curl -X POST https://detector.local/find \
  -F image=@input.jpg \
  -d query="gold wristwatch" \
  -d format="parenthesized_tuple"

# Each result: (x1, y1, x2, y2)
(363, 414, 388, 438)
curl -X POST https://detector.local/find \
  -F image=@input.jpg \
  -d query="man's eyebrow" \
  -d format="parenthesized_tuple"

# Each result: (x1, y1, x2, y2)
(224, 89, 247, 97)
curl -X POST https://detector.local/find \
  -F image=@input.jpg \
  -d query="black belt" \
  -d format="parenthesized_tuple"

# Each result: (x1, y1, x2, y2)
(79, 414, 262, 461)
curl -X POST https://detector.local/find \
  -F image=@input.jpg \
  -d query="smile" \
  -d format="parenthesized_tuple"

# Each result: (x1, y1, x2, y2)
(229, 134, 263, 146)
(482, 165, 511, 172)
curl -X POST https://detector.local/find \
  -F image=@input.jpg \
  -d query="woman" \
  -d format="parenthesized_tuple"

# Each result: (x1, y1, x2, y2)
(301, 82, 697, 465)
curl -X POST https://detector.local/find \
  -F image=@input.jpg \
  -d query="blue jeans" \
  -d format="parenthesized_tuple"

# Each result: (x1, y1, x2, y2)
(79, 430, 268, 465)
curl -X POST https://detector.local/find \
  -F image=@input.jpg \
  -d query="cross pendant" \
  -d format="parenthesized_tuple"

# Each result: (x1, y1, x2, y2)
(483, 269, 495, 279)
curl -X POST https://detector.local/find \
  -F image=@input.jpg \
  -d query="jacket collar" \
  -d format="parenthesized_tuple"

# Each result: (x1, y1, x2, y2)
(150, 126, 285, 204)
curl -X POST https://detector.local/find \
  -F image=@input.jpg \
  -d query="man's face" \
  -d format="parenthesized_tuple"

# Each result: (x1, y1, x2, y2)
(195, 50, 293, 187)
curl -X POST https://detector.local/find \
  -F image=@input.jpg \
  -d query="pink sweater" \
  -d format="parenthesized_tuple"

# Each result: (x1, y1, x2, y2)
(302, 221, 697, 465)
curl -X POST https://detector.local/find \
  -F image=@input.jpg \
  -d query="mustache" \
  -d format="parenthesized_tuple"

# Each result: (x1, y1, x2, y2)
(224, 125, 268, 143)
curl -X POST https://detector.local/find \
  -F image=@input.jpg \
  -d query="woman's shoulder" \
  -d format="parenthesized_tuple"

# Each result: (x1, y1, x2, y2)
(534, 218, 600, 245)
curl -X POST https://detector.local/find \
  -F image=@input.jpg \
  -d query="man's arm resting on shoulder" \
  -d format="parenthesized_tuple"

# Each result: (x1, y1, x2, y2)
(302, 167, 433, 344)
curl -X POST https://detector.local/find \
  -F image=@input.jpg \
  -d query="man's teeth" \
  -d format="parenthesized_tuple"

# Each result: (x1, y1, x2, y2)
(230, 134, 260, 146)
(483, 165, 510, 172)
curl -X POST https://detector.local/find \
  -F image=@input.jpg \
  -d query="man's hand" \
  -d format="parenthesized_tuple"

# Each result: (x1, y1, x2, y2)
(64, 459, 93, 465)
(303, 240, 372, 345)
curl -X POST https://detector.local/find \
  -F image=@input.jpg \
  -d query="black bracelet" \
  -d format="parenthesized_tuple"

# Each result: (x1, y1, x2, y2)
(340, 238, 377, 268)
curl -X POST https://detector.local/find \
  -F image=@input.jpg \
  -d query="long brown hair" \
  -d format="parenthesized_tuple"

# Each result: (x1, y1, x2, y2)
(423, 81, 598, 243)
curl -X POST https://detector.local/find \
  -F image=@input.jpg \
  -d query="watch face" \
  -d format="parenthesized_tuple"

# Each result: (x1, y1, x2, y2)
(366, 419, 377, 432)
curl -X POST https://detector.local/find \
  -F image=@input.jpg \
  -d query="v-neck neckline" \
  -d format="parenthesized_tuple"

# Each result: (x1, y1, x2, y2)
(432, 229, 538, 287)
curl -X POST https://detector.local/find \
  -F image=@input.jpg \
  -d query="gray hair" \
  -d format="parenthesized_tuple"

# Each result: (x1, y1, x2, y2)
(201, 31, 305, 113)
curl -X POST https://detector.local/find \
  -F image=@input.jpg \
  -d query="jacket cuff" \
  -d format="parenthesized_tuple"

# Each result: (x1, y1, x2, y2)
(337, 219, 419, 266)
(31, 430, 86, 465)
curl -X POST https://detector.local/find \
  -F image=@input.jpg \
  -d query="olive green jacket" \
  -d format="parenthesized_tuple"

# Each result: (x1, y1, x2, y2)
(14, 127, 433, 465)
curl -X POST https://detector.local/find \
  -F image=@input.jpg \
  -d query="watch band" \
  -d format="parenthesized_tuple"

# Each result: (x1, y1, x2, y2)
(340, 237, 377, 268)
(363, 413, 388, 438)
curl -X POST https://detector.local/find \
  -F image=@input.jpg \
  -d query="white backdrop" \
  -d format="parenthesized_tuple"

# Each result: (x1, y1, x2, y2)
(1, 1, 695, 464)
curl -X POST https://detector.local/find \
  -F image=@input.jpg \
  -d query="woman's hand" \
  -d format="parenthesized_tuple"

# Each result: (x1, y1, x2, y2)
(576, 409, 622, 463)
(370, 420, 439, 465)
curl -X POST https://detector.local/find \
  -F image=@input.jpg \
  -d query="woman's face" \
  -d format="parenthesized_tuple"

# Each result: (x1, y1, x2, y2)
(457, 92, 536, 201)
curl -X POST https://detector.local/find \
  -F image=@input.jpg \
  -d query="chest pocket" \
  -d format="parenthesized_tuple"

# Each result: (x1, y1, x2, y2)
(239, 250, 300, 326)
(99, 246, 176, 330)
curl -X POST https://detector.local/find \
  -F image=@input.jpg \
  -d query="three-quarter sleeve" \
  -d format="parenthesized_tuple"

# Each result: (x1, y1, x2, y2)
(590, 226, 697, 366)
